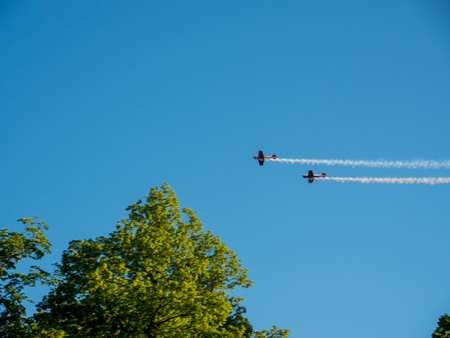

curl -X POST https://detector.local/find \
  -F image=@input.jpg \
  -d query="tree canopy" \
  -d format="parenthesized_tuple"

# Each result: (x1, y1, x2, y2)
(32, 183, 290, 338)
(4, 184, 450, 337)
(432, 314, 450, 338)
(0, 217, 52, 337)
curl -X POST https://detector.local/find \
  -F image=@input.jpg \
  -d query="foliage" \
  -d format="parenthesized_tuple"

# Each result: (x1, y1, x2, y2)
(252, 326, 291, 338)
(36, 183, 290, 337)
(0, 217, 52, 337)
(433, 314, 450, 338)
(222, 297, 253, 338)
(222, 299, 290, 338)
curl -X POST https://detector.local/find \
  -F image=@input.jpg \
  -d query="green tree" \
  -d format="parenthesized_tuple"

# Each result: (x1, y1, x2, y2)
(36, 184, 290, 338)
(0, 217, 52, 337)
(222, 298, 290, 338)
(433, 314, 450, 338)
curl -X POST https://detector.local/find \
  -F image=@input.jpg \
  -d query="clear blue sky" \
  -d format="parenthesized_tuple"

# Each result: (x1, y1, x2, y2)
(1, 1, 450, 337)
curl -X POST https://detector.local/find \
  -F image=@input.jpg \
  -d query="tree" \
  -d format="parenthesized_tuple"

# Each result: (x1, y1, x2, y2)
(433, 314, 450, 338)
(0, 217, 52, 337)
(36, 184, 290, 337)
(222, 299, 290, 338)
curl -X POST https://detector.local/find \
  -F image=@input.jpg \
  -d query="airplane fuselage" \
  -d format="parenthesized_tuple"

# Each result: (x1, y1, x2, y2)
(302, 170, 326, 183)
(253, 151, 277, 166)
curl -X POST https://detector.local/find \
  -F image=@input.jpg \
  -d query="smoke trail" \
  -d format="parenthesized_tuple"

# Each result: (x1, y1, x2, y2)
(316, 177, 450, 185)
(270, 158, 450, 169)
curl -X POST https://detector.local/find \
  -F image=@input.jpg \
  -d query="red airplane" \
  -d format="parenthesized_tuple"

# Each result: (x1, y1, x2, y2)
(253, 150, 277, 166)
(302, 170, 326, 183)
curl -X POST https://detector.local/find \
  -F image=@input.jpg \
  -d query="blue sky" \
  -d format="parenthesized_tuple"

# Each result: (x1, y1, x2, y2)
(1, 1, 450, 337)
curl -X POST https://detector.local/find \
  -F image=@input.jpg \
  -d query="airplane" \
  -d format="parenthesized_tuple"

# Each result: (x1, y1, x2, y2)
(302, 170, 326, 183)
(253, 150, 277, 166)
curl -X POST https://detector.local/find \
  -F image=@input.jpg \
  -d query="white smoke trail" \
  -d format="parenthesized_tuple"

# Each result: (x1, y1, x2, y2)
(270, 158, 450, 169)
(316, 177, 450, 185)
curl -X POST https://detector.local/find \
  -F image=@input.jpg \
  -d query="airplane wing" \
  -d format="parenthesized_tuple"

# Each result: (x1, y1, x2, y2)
(258, 151, 264, 165)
